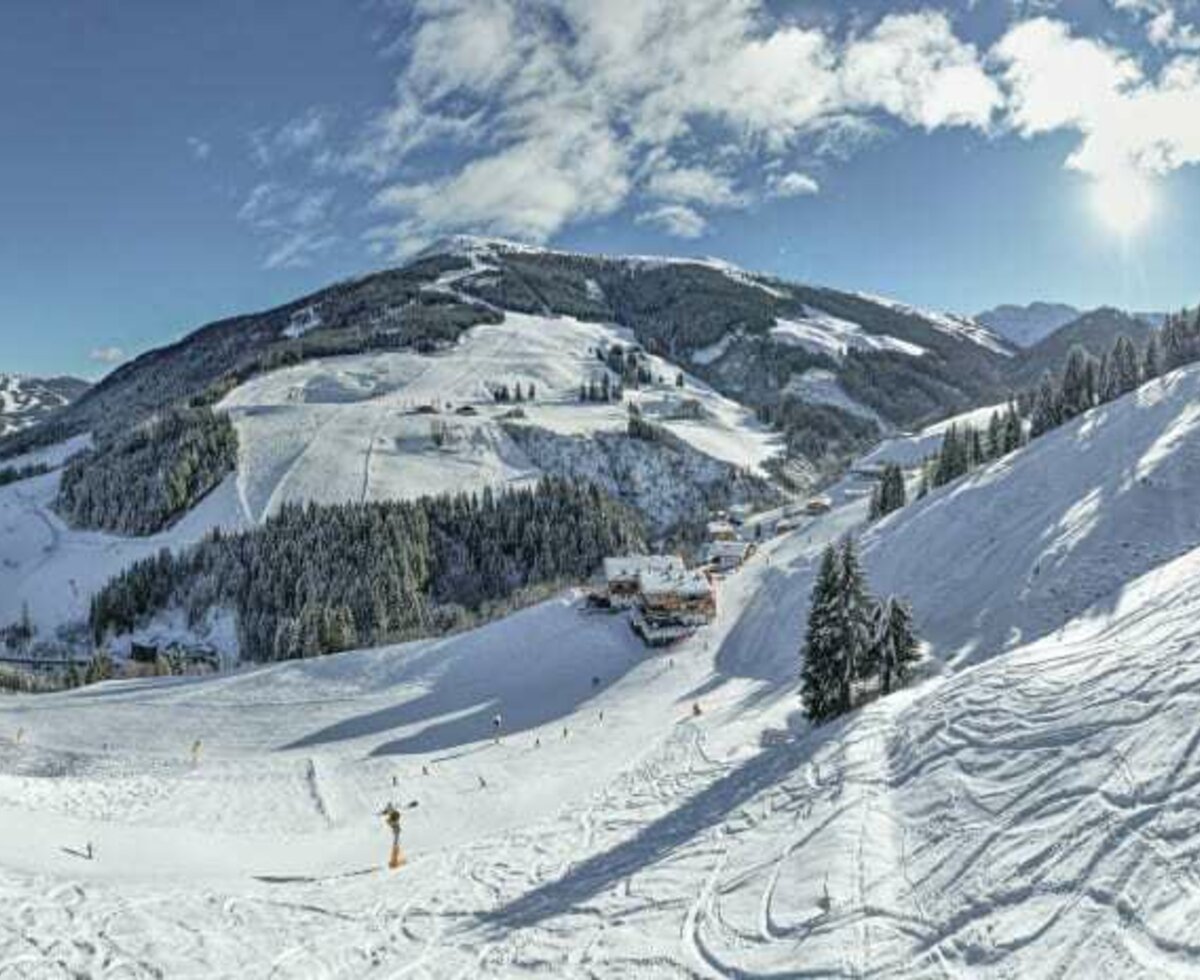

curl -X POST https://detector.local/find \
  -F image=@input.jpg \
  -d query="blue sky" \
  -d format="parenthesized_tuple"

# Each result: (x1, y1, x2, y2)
(4, 0, 1200, 378)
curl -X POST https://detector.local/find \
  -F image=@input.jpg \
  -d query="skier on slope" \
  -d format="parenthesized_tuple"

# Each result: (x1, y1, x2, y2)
(492, 712, 503, 742)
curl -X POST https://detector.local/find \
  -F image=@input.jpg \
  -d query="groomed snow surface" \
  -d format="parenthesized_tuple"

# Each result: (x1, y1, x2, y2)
(6, 365, 1200, 975)
(222, 311, 782, 522)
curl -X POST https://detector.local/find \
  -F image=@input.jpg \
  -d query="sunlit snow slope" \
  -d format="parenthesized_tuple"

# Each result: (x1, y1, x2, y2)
(220, 311, 781, 520)
(4, 361, 1200, 977)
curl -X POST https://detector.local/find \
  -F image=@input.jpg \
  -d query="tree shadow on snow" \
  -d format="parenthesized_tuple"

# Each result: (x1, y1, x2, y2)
(473, 712, 848, 936)
(282, 598, 646, 756)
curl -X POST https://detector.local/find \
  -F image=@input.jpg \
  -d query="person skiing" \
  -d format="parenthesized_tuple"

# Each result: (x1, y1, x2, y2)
(491, 713, 503, 743)
(692, 701, 703, 717)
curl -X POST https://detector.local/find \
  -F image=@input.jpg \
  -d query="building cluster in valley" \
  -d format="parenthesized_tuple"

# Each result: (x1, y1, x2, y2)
(593, 494, 836, 647)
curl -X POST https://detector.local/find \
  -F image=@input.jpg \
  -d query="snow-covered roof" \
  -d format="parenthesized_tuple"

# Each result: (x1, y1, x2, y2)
(604, 555, 684, 584)
(705, 540, 751, 560)
(639, 567, 712, 600)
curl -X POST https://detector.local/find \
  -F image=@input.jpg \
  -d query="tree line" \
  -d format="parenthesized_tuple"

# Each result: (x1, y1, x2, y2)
(800, 537, 919, 722)
(89, 477, 644, 662)
(1024, 314, 1195, 439)
(57, 407, 238, 535)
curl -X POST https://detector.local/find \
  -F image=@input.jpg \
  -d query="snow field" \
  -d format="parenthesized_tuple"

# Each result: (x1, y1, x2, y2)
(6, 349, 1200, 975)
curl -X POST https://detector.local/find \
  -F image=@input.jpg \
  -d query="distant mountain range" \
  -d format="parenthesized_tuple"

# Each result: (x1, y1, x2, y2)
(0, 374, 89, 438)
(978, 301, 1166, 349)
(976, 302, 1083, 348)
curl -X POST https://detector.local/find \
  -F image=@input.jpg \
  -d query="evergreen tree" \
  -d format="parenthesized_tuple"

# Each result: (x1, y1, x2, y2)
(1110, 335, 1141, 398)
(1060, 345, 1094, 418)
(1030, 371, 1063, 438)
(800, 546, 843, 722)
(1142, 331, 1163, 381)
(870, 597, 920, 695)
(1002, 401, 1024, 454)
(986, 410, 1003, 461)
(870, 464, 906, 520)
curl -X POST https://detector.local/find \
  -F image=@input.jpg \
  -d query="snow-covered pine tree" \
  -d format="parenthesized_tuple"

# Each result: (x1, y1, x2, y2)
(871, 464, 905, 519)
(871, 596, 920, 695)
(1030, 371, 1063, 438)
(1003, 401, 1023, 454)
(833, 537, 872, 713)
(1143, 331, 1163, 381)
(800, 545, 843, 722)
(1060, 345, 1094, 419)
(986, 410, 1003, 461)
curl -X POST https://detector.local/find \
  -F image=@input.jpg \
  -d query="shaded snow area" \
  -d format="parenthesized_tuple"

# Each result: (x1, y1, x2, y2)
(785, 368, 886, 424)
(772, 310, 926, 359)
(8, 363, 1200, 975)
(0, 469, 248, 636)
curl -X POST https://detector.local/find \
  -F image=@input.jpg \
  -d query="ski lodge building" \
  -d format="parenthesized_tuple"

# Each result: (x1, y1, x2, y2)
(599, 555, 717, 646)
(633, 566, 716, 646)
(602, 555, 687, 609)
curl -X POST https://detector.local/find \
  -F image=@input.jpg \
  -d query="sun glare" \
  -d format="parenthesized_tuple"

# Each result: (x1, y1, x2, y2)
(1090, 171, 1156, 239)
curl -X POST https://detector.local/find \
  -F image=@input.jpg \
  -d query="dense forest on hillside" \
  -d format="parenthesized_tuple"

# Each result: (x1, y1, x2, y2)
(89, 478, 643, 661)
(57, 407, 238, 535)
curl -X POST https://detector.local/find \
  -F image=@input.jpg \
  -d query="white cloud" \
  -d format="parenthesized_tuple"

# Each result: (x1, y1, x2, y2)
(636, 204, 709, 239)
(89, 347, 125, 365)
(841, 12, 1001, 130)
(238, 182, 338, 269)
(644, 163, 746, 208)
(240, 2, 1200, 256)
(186, 136, 211, 161)
(994, 17, 1200, 181)
(353, 1, 1001, 254)
(768, 171, 821, 197)
(251, 108, 332, 168)
(1113, 0, 1200, 50)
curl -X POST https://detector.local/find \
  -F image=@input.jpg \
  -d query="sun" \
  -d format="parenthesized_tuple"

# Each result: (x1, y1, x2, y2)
(1090, 171, 1155, 239)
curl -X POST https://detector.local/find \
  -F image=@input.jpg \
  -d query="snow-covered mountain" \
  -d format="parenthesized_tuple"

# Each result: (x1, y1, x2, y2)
(1010, 305, 1156, 386)
(0, 374, 88, 437)
(0, 237, 1016, 469)
(976, 301, 1082, 347)
(5, 360, 1200, 975)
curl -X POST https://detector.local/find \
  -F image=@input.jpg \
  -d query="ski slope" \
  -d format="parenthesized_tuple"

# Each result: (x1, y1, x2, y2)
(0, 464, 248, 636)
(864, 367, 1200, 666)
(6, 364, 1200, 975)
(221, 311, 781, 520)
